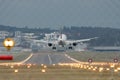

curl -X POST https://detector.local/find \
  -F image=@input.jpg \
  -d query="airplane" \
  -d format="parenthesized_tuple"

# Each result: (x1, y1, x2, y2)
(33, 32, 98, 51)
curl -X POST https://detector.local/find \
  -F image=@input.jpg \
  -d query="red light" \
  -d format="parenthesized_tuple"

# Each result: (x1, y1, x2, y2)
(0, 55, 13, 60)
(88, 58, 93, 63)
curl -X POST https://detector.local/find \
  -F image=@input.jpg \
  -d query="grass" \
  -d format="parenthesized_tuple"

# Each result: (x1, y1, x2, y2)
(66, 51, 120, 62)
(0, 65, 119, 80)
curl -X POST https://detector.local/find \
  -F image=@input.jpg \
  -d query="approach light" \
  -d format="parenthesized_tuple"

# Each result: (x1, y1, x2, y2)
(14, 69, 18, 73)
(41, 69, 46, 72)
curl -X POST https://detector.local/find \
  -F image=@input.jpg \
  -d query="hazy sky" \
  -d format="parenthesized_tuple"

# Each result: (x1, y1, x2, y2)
(0, 0, 120, 28)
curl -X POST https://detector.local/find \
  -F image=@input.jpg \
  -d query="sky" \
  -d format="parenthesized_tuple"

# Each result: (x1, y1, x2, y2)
(0, 0, 120, 29)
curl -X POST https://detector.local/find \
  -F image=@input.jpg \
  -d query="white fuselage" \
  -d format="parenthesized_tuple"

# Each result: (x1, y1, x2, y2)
(33, 32, 91, 52)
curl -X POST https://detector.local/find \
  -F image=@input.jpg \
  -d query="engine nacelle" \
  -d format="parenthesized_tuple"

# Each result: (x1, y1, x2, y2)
(48, 43, 52, 47)
(73, 43, 77, 46)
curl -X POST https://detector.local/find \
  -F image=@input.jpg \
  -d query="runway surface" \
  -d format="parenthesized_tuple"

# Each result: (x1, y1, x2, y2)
(25, 51, 74, 65)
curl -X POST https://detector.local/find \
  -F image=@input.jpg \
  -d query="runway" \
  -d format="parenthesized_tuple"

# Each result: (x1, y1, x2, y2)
(25, 52, 74, 65)
(0, 51, 118, 66)
(0, 51, 120, 80)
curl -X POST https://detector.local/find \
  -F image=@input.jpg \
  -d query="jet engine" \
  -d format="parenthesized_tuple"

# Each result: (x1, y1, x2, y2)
(48, 43, 52, 47)
(48, 43, 57, 50)
(72, 43, 77, 46)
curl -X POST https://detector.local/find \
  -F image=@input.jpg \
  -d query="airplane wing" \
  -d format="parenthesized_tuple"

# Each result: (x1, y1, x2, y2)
(66, 37, 98, 44)
(33, 39, 57, 44)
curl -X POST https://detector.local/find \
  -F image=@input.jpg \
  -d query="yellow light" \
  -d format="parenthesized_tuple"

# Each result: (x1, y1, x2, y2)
(110, 65, 115, 68)
(87, 65, 89, 68)
(106, 68, 110, 71)
(114, 69, 118, 72)
(44, 65, 47, 68)
(70, 64, 73, 66)
(3, 38, 15, 51)
(93, 68, 96, 71)
(94, 67, 97, 69)
(14, 69, 18, 73)
(88, 67, 91, 70)
(41, 64, 44, 66)
(41, 69, 46, 72)
(27, 65, 31, 68)
(52, 64, 55, 66)
(117, 67, 120, 70)
(99, 67, 103, 72)
(81, 65, 83, 68)
(84, 66, 87, 69)
(90, 66, 93, 69)
(10, 65, 14, 68)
